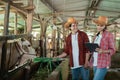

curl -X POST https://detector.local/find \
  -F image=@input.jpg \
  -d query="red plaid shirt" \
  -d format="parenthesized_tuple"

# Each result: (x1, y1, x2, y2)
(64, 30, 89, 67)
(92, 31, 116, 68)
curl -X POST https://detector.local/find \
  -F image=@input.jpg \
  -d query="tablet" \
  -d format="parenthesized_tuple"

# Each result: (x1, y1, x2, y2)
(85, 42, 100, 52)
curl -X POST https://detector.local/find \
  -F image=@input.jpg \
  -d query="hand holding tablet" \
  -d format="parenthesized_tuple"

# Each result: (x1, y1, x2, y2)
(85, 42, 100, 52)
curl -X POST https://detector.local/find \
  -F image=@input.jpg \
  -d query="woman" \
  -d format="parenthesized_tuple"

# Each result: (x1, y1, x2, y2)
(91, 16, 116, 80)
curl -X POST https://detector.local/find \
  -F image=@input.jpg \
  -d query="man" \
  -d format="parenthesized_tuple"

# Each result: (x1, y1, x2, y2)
(57, 17, 90, 80)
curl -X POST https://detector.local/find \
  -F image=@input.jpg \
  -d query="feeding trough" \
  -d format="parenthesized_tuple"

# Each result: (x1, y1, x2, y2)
(31, 57, 69, 80)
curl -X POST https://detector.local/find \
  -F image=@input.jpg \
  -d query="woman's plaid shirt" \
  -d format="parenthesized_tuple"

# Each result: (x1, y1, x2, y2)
(93, 31, 116, 68)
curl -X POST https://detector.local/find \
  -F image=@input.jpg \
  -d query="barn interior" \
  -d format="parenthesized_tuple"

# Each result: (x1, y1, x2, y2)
(0, 0, 120, 80)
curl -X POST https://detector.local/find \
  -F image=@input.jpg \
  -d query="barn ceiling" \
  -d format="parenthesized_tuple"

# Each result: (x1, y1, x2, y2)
(0, 0, 120, 33)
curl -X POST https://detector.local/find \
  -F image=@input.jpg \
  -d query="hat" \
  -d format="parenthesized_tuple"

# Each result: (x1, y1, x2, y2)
(67, 17, 78, 24)
(64, 22, 70, 28)
(64, 17, 77, 28)
(93, 16, 108, 25)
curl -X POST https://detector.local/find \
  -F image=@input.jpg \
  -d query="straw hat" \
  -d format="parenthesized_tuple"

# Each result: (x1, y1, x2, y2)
(93, 16, 108, 25)
(67, 17, 77, 24)
(64, 17, 78, 28)
(64, 22, 70, 28)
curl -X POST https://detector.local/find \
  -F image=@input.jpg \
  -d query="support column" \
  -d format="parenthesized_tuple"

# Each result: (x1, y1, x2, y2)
(26, 0, 34, 34)
(26, 11, 33, 34)
(1, 0, 10, 80)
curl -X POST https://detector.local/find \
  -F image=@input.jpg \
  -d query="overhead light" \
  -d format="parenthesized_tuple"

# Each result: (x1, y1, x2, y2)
(91, 10, 94, 14)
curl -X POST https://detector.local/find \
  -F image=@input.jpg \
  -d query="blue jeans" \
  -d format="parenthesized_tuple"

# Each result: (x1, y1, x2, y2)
(93, 66, 107, 80)
(71, 67, 89, 80)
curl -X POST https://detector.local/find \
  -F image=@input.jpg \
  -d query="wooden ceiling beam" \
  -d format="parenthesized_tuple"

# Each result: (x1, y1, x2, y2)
(84, 0, 94, 27)
(0, 9, 16, 14)
(0, 0, 27, 15)
(0, 0, 40, 22)
(12, 1, 23, 3)
(13, 3, 23, 6)
(109, 15, 120, 24)
(84, 0, 102, 27)
(86, 0, 102, 18)
(40, 0, 56, 12)
(91, 7, 120, 13)
(0, 4, 6, 8)
(41, 0, 66, 23)
(33, 8, 86, 17)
